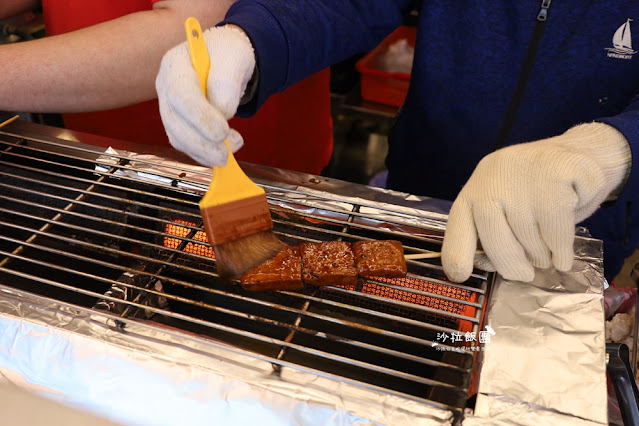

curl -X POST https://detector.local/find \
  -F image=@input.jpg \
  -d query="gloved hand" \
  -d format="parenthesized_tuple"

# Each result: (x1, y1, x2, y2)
(441, 123, 631, 283)
(155, 25, 256, 168)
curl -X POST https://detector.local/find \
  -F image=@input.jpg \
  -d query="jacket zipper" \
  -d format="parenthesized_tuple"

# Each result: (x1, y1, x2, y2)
(494, 0, 554, 151)
(537, 0, 552, 21)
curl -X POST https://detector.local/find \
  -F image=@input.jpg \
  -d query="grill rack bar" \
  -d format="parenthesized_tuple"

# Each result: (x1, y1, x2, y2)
(0, 209, 481, 328)
(0, 219, 477, 336)
(0, 202, 209, 268)
(0, 129, 492, 413)
(0, 139, 202, 209)
(0, 163, 202, 220)
(0, 132, 490, 274)
(1, 133, 414, 220)
(0, 142, 486, 312)
(0, 139, 487, 278)
(0, 192, 205, 252)
(0, 135, 488, 303)
(0, 282, 466, 417)
(0, 252, 470, 393)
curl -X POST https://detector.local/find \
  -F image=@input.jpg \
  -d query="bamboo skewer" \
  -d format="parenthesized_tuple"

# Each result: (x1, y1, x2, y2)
(0, 115, 19, 129)
(404, 250, 485, 260)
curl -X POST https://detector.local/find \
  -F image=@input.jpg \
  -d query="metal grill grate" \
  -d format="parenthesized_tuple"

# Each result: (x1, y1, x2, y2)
(0, 126, 493, 418)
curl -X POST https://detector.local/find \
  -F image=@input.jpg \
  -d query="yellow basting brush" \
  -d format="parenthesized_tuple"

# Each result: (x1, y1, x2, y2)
(185, 17, 284, 279)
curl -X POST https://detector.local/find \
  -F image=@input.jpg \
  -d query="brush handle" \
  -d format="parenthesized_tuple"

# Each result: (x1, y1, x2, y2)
(0, 115, 19, 129)
(185, 17, 210, 96)
(185, 18, 265, 207)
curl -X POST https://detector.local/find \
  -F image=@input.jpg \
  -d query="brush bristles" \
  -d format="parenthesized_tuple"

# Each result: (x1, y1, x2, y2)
(214, 230, 286, 279)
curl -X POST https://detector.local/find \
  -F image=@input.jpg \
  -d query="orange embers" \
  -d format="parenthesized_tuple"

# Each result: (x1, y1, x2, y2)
(163, 219, 214, 258)
(362, 276, 477, 333)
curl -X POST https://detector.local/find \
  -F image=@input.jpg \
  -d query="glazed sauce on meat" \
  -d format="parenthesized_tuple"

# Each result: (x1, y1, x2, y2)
(353, 240, 407, 278)
(300, 241, 358, 286)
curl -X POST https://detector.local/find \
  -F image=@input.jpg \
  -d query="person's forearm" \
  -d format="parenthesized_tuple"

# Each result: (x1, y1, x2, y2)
(0, 0, 39, 20)
(0, 0, 234, 113)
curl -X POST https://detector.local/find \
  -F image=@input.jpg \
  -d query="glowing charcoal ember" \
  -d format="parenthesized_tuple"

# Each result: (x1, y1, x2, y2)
(164, 219, 214, 258)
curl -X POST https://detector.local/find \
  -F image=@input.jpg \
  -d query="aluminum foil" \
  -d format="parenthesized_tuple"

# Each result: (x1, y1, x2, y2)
(464, 235, 607, 425)
(95, 148, 451, 237)
(463, 394, 604, 426)
(0, 286, 455, 426)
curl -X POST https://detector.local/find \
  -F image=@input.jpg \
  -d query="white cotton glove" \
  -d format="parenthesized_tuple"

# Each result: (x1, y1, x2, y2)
(441, 123, 632, 283)
(155, 25, 256, 168)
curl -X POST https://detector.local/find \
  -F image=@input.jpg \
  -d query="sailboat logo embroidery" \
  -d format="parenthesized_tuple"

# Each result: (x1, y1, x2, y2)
(606, 18, 636, 59)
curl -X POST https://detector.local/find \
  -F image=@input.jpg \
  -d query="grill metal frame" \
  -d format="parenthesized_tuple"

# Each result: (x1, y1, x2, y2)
(0, 121, 494, 422)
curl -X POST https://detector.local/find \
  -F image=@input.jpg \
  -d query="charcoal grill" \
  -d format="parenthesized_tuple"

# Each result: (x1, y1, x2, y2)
(0, 120, 608, 425)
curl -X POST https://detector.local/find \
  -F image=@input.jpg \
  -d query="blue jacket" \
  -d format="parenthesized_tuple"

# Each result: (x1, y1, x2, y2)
(223, 1, 639, 281)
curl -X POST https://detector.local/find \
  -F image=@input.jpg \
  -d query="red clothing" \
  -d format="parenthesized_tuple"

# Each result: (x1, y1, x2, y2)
(41, 0, 333, 174)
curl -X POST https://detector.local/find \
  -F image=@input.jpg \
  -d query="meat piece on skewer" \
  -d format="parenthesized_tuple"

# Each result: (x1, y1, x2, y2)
(240, 246, 304, 291)
(353, 240, 407, 278)
(300, 241, 358, 287)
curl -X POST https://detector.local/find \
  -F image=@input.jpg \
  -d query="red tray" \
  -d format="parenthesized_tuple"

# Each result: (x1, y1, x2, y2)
(356, 26, 417, 107)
